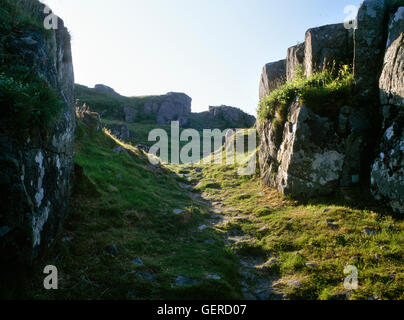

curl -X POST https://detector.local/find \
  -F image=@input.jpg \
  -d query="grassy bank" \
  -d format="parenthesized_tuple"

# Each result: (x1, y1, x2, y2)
(187, 161, 404, 300)
(27, 122, 241, 300)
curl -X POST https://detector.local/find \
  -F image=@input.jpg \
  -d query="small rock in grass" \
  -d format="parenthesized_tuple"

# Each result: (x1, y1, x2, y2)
(173, 209, 185, 215)
(198, 225, 208, 231)
(175, 276, 198, 287)
(363, 228, 376, 236)
(374, 253, 381, 261)
(135, 272, 155, 282)
(305, 262, 318, 268)
(206, 274, 221, 280)
(133, 258, 144, 266)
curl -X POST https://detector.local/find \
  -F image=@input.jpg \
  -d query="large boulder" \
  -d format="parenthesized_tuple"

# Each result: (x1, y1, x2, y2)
(371, 7, 404, 214)
(286, 42, 305, 82)
(258, 102, 345, 198)
(0, 2, 75, 272)
(259, 60, 286, 100)
(156, 92, 192, 126)
(257, 98, 373, 199)
(304, 23, 354, 77)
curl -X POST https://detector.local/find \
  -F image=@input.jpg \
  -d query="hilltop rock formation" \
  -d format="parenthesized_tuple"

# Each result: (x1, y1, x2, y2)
(76, 84, 255, 130)
(155, 92, 192, 126)
(188, 106, 256, 130)
(94, 84, 119, 96)
(258, 0, 404, 213)
(0, 0, 76, 271)
(259, 60, 286, 100)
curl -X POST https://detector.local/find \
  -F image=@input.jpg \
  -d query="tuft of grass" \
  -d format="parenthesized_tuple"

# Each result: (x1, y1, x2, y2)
(257, 64, 355, 122)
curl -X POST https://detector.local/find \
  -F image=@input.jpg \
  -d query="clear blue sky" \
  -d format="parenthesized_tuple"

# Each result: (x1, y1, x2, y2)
(41, 0, 363, 115)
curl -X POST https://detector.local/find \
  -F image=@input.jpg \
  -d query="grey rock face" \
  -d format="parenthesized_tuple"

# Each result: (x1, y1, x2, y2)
(371, 9, 404, 214)
(354, 0, 389, 102)
(156, 92, 192, 125)
(257, 97, 373, 198)
(304, 23, 354, 77)
(0, 10, 75, 266)
(124, 106, 137, 123)
(208, 106, 256, 128)
(258, 102, 346, 198)
(106, 123, 131, 142)
(259, 60, 286, 100)
(286, 42, 305, 82)
(143, 101, 160, 115)
(188, 105, 255, 130)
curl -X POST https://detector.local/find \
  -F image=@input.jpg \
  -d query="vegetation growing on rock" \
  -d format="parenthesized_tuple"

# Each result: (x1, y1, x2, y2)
(0, 0, 64, 135)
(257, 64, 355, 122)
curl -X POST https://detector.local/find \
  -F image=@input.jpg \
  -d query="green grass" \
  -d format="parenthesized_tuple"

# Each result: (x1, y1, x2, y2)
(189, 161, 404, 300)
(26, 121, 241, 300)
(102, 119, 225, 164)
(257, 64, 355, 122)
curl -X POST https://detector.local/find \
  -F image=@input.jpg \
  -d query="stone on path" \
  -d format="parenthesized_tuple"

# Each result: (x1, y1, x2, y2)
(175, 275, 198, 287)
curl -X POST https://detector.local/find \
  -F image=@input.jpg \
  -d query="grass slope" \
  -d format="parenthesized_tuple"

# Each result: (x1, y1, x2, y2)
(185, 161, 404, 300)
(26, 122, 403, 300)
(27, 122, 241, 300)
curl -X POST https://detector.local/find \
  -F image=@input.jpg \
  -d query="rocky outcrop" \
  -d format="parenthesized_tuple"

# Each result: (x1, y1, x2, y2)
(304, 23, 354, 77)
(258, 101, 370, 198)
(94, 84, 119, 96)
(155, 92, 192, 126)
(354, 0, 390, 104)
(258, 0, 404, 209)
(259, 60, 286, 100)
(124, 106, 137, 123)
(76, 103, 101, 131)
(286, 42, 305, 82)
(188, 106, 256, 130)
(0, 1, 75, 270)
(371, 6, 404, 214)
(105, 123, 131, 142)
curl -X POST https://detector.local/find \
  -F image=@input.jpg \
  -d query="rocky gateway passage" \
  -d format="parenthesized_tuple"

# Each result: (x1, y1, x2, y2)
(1, 0, 404, 300)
